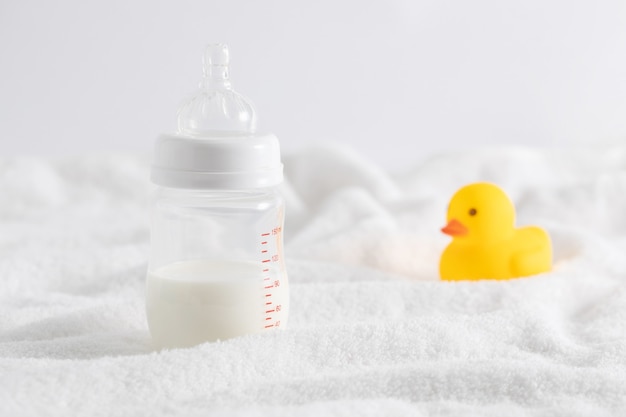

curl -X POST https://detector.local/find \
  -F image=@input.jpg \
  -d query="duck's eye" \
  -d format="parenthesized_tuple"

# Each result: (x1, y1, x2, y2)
(469, 208, 477, 216)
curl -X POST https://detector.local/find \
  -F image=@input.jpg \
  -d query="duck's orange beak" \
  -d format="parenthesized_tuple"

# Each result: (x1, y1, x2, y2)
(441, 219, 468, 236)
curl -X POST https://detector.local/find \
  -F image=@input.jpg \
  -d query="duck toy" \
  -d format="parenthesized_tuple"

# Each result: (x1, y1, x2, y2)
(439, 182, 552, 281)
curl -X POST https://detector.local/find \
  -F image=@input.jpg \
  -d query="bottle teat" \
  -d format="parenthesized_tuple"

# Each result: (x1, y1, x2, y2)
(177, 44, 257, 136)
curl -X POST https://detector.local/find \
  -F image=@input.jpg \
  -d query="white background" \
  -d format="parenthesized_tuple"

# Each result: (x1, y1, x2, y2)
(1, 0, 626, 171)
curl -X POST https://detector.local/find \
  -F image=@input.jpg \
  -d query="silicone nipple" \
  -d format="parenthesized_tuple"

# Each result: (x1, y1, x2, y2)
(177, 44, 257, 136)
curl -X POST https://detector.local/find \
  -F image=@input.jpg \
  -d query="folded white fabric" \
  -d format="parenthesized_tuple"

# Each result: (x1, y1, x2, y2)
(1, 144, 625, 416)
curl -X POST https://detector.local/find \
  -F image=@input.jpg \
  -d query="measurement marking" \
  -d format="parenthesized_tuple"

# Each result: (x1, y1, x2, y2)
(261, 241, 268, 245)
(261, 250, 268, 253)
(265, 294, 272, 297)
(264, 324, 274, 328)
(266, 309, 275, 313)
(262, 259, 270, 263)
(264, 277, 271, 281)
(263, 268, 269, 272)
(265, 301, 272, 305)
(261, 233, 270, 236)
(264, 285, 274, 289)
(265, 317, 272, 321)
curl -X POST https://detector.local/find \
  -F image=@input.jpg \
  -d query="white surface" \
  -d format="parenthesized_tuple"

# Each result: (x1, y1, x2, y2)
(1, 144, 626, 415)
(2, 1, 626, 170)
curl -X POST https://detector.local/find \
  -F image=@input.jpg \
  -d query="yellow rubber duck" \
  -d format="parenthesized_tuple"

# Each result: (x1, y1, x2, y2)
(439, 182, 552, 281)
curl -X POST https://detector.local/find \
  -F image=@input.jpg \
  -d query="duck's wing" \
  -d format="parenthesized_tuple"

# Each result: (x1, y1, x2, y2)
(510, 226, 552, 277)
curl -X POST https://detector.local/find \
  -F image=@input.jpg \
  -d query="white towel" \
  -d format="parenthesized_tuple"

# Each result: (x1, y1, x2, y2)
(1, 144, 626, 416)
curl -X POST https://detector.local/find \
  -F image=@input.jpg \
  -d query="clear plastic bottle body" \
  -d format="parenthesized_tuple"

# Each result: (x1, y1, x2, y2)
(146, 186, 288, 348)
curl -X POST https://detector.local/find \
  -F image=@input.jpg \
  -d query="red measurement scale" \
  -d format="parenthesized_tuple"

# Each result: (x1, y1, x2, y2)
(260, 227, 283, 329)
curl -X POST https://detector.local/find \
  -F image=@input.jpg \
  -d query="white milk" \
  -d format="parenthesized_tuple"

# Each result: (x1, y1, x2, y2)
(146, 259, 289, 349)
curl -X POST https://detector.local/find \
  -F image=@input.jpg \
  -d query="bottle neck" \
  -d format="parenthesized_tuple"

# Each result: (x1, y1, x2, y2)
(151, 133, 283, 189)
(153, 186, 284, 209)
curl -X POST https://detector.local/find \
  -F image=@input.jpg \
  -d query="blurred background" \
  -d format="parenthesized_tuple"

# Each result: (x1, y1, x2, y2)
(1, 0, 626, 172)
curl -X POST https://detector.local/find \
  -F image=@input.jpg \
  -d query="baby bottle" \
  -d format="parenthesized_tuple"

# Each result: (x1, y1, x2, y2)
(146, 44, 288, 349)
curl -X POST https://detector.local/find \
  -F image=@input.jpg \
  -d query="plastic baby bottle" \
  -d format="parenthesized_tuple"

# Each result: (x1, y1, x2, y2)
(146, 44, 288, 349)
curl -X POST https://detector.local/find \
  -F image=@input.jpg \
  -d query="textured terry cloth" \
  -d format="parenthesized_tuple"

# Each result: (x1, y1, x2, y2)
(1, 144, 626, 417)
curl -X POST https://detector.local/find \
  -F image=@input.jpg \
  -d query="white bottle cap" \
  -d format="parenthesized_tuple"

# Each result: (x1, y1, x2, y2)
(151, 44, 283, 189)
